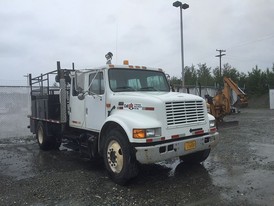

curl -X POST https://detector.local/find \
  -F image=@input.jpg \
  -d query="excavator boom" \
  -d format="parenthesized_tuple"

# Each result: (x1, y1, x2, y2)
(223, 77, 248, 107)
(206, 77, 248, 123)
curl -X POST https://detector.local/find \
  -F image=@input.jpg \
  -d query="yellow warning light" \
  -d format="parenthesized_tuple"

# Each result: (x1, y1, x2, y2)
(123, 60, 129, 65)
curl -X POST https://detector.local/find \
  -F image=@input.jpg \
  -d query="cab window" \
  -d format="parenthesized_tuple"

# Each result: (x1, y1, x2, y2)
(89, 72, 104, 95)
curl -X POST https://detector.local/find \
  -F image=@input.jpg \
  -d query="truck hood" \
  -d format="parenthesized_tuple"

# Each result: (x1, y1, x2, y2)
(108, 91, 209, 141)
(111, 92, 204, 103)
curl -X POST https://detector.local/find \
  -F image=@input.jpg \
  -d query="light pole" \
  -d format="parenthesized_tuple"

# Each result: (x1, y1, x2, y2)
(173, 1, 189, 92)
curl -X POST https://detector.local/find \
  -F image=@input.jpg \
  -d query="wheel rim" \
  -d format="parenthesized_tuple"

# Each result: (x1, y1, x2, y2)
(107, 140, 123, 173)
(37, 126, 44, 145)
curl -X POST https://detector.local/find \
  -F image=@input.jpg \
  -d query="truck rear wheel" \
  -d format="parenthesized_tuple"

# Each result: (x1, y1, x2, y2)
(51, 125, 62, 150)
(36, 122, 51, 150)
(180, 149, 211, 164)
(103, 129, 139, 185)
(36, 122, 60, 150)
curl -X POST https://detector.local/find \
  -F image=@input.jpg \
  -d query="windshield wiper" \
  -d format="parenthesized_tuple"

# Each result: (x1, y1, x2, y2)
(115, 86, 136, 92)
(139, 87, 158, 91)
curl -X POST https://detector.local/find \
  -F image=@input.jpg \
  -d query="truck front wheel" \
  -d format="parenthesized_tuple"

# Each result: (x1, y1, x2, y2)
(180, 149, 211, 164)
(103, 129, 139, 185)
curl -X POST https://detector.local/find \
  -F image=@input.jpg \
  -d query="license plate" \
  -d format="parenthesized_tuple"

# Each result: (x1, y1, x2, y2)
(184, 140, 196, 151)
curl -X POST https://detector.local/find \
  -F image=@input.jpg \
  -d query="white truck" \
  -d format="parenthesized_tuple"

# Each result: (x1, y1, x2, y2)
(28, 56, 219, 185)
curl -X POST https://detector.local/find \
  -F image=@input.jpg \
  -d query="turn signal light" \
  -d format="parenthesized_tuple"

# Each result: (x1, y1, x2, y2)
(133, 129, 146, 139)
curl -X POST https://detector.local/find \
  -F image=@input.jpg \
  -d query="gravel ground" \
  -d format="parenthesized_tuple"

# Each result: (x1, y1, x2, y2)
(0, 108, 274, 206)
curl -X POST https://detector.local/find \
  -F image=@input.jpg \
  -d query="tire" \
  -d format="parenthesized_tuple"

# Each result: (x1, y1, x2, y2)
(51, 126, 62, 150)
(52, 136, 62, 150)
(103, 129, 139, 185)
(36, 122, 51, 150)
(180, 149, 211, 164)
(36, 122, 61, 150)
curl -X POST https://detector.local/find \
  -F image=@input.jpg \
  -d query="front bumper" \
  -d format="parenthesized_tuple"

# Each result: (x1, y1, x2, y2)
(135, 132, 219, 164)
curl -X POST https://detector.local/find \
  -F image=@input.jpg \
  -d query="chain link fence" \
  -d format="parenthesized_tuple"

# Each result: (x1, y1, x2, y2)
(0, 86, 32, 139)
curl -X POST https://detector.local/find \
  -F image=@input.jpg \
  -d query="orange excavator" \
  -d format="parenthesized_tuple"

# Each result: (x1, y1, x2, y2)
(205, 77, 248, 123)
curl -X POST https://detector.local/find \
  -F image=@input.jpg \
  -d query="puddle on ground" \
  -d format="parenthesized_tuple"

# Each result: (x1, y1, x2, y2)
(249, 142, 274, 163)
(204, 151, 274, 205)
(0, 148, 36, 180)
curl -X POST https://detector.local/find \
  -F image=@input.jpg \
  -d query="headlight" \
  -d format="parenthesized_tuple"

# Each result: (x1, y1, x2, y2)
(133, 128, 161, 139)
(146, 129, 156, 137)
(209, 120, 216, 128)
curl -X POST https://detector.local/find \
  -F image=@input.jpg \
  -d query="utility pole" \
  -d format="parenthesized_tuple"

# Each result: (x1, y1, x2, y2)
(215, 49, 226, 85)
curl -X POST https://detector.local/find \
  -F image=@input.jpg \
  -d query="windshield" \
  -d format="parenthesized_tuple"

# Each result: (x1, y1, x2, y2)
(108, 68, 170, 92)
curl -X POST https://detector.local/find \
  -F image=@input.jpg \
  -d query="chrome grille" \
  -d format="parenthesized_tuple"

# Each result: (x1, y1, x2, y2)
(165, 101, 205, 126)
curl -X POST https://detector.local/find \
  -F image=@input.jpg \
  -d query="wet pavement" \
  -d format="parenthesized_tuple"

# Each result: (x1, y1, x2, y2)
(0, 108, 274, 205)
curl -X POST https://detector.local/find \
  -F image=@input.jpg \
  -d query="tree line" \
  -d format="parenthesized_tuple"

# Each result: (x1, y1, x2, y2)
(170, 63, 274, 96)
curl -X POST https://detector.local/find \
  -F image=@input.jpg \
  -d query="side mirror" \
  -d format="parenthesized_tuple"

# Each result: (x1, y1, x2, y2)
(77, 93, 85, 100)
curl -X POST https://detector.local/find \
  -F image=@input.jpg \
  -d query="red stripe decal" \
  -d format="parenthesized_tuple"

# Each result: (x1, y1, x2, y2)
(210, 128, 217, 133)
(172, 134, 179, 139)
(29, 116, 60, 124)
(142, 107, 155, 111)
(194, 130, 204, 135)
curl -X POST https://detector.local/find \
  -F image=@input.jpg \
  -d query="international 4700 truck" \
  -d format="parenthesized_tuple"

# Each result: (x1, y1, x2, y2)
(28, 56, 219, 185)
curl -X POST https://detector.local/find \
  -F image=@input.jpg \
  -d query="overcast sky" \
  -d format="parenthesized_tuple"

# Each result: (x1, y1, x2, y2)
(1, 0, 274, 85)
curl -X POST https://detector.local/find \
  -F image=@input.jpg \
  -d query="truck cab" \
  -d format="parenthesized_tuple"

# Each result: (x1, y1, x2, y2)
(29, 60, 219, 185)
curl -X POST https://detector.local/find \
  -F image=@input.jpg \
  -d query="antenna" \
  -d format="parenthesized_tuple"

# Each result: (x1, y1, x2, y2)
(116, 24, 118, 64)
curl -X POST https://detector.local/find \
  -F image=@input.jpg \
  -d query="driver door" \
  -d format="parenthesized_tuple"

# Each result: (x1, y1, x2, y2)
(85, 71, 106, 131)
